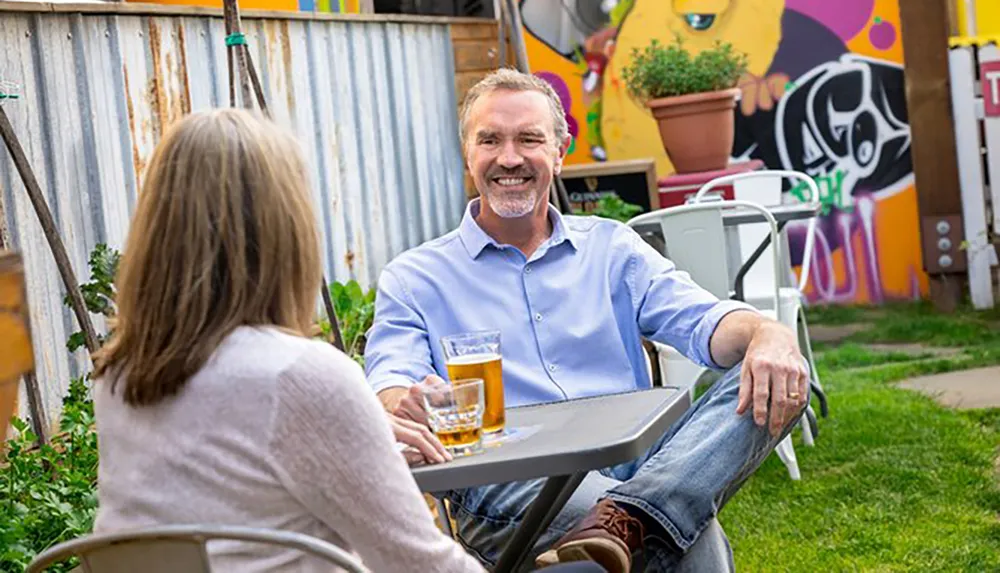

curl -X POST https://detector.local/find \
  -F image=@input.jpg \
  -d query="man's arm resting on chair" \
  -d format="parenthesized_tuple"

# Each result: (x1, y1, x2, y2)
(709, 310, 809, 437)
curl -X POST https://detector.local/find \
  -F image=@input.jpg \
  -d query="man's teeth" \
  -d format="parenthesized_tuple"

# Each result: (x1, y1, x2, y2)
(496, 177, 527, 186)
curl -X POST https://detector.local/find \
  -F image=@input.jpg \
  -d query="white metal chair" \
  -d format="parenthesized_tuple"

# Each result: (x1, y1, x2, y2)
(628, 198, 809, 480)
(693, 170, 828, 431)
(628, 198, 783, 389)
(26, 525, 370, 573)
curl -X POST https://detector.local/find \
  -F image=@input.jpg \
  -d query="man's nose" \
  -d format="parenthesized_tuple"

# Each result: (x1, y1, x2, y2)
(497, 141, 524, 168)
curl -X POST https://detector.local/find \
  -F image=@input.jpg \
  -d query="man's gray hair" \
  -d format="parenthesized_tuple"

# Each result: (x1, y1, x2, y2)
(459, 68, 569, 148)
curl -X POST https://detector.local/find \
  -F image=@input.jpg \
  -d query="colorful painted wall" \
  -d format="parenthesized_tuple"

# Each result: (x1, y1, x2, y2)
(956, 0, 1000, 37)
(522, 0, 925, 305)
(125, 0, 365, 13)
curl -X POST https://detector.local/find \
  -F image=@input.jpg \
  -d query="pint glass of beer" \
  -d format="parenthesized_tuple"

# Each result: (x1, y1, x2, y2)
(441, 330, 505, 434)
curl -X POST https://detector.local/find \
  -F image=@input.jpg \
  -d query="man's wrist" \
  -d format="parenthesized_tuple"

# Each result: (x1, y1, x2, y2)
(377, 386, 410, 412)
(709, 308, 765, 368)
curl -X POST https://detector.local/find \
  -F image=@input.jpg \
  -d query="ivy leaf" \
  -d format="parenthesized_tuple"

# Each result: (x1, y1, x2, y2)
(66, 332, 87, 352)
(10, 417, 28, 433)
(345, 280, 364, 308)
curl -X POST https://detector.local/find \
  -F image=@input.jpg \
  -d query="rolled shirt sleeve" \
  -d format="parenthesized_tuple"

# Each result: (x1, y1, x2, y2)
(624, 227, 757, 369)
(363, 267, 437, 395)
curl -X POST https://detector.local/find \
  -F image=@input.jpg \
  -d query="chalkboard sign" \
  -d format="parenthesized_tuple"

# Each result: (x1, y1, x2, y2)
(559, 158, 660, 214)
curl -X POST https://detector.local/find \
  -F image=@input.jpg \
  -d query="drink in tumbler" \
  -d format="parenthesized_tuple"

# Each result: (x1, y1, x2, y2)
(442, 331, 505, 434)
(435, 425, 483, 448)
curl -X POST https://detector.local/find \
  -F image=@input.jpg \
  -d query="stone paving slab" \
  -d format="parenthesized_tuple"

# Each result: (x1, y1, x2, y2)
(897, 366, 1000, 409)
(807, 323, 870, 344)
(864, 343, 962, 358)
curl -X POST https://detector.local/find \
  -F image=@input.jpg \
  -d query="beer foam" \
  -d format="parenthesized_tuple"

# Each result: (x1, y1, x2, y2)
(446, 353, 501, 365)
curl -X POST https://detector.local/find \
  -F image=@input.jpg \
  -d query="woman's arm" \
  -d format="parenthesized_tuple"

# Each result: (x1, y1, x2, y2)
(267, 342, 483, 573)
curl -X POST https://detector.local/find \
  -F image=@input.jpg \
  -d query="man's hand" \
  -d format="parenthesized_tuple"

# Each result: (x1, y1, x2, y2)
(378, 374, 449, 425)
(378, 375, 455, 465)
(387, 412, 452, 465)
(735, 320, 809, 437)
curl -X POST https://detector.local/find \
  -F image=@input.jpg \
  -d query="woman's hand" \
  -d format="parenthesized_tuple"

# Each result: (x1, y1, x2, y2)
(388, 412, 452, 466)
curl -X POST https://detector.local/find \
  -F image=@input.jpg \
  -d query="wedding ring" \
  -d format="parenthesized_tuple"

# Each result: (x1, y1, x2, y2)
(788, 392, 801, 399)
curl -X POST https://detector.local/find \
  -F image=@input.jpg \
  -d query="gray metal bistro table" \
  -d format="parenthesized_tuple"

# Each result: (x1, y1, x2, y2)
(411, 387, 691, 573)
(630, 203, 820, 234)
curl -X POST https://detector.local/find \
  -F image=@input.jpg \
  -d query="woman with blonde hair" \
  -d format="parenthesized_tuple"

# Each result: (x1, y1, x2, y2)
(90, 108, 481, 571)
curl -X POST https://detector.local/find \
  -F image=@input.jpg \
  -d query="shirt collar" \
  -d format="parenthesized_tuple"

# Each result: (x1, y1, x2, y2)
(459, 198, 578, 259)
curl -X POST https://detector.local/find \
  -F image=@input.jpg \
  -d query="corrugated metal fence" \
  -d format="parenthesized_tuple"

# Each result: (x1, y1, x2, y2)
(0, 5, 468, 426)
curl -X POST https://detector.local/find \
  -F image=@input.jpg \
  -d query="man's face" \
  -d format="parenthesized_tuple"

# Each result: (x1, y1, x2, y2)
(465, 89, 568, 219)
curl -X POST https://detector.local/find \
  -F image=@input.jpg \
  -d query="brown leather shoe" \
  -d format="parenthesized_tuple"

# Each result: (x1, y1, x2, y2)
(535, 499, 645, 573)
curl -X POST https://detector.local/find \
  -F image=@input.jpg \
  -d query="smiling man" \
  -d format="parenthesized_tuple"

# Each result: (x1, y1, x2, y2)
(364, 68, 809, 572)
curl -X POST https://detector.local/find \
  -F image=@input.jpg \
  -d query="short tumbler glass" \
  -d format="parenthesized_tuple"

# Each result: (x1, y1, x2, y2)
(420, 378, 485, 457)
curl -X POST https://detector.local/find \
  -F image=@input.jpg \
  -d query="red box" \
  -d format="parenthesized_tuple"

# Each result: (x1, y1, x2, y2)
(982, 60, 1000, 118)
(657, 160, 765, 207)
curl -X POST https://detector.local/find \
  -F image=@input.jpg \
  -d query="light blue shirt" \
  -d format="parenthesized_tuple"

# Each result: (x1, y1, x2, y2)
(364, 199, 755, 407)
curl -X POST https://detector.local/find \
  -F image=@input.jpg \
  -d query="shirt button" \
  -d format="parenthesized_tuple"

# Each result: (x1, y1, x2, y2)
(548, 364, 557, 372)
(535, 313, 543, 322)
(524, 265, 532, 274)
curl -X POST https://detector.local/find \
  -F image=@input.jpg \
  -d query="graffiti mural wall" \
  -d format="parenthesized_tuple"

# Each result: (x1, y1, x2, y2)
(125, 0, 366, 13)
(521, 0, 926, 304)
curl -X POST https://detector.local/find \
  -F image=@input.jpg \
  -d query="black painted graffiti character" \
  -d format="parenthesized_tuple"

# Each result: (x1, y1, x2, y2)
(776, 54, 912, 198)
(736, 54, 913, 201)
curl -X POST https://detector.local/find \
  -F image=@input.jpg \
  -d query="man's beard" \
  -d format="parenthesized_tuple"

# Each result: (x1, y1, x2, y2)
(482, 166, 541, 219)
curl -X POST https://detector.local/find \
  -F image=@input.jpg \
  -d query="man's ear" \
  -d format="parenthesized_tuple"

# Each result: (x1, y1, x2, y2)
(554, 134, 572, 175)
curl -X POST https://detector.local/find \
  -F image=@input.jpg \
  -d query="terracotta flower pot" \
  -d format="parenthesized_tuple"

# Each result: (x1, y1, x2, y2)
(646, 88, 741, 174)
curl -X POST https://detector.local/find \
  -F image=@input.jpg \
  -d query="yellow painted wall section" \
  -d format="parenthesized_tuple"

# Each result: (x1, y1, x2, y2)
(957, 0, 1000, 37)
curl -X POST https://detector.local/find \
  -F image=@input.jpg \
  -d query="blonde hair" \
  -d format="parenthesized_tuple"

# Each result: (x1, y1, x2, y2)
(94, 109, 322, 406)
(459, 68, 568, 148)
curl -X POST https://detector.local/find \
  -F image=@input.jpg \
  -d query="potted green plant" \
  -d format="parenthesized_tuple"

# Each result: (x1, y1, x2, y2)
(622, 37, 748, 173)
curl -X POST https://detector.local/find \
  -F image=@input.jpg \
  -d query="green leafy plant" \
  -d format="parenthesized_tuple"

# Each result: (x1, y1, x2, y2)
(575, 193, 643, 223)
(1, 245, 115, 571)
(318, 280, 377, 366)
(64, 244, 120, 352)
(0, 378, 98, 573)
(622, 37, 748, 102)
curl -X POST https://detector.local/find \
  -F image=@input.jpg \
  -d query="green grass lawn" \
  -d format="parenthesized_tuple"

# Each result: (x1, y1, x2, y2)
(721, 303, 1000, 572)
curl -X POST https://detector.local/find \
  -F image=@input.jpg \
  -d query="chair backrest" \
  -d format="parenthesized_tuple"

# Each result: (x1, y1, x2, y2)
(659, 208, 731, 300)
(627, 200, 783, 322)
(26, 525, 370, 573)
(693, 170, 821, 294)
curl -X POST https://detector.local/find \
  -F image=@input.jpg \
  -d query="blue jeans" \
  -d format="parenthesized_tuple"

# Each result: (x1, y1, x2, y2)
(446, 363, 806, 572)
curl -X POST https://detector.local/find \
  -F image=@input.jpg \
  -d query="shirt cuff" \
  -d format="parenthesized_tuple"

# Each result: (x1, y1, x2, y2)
(694, 300, 759, 369)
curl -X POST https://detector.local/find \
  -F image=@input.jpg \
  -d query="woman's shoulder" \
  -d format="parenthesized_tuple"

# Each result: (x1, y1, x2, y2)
(241, 327, 366, 391)
(224, 325, 345, 360)
(201, 326, 360, 390)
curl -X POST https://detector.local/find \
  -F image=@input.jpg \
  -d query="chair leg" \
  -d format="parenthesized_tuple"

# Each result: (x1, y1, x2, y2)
(774, 435, 801, 481)
(800, 408, 816, 447)
(805, 406, 819, 441)
(798, 307, 829, 418)
(434, 497, 455, 539)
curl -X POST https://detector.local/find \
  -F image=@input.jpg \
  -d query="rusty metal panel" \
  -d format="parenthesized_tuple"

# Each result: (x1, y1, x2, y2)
(0, 11, 464, 428)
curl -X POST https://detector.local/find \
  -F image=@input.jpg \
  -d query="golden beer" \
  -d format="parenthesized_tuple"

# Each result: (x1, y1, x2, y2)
(446, 353, 505, 433)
